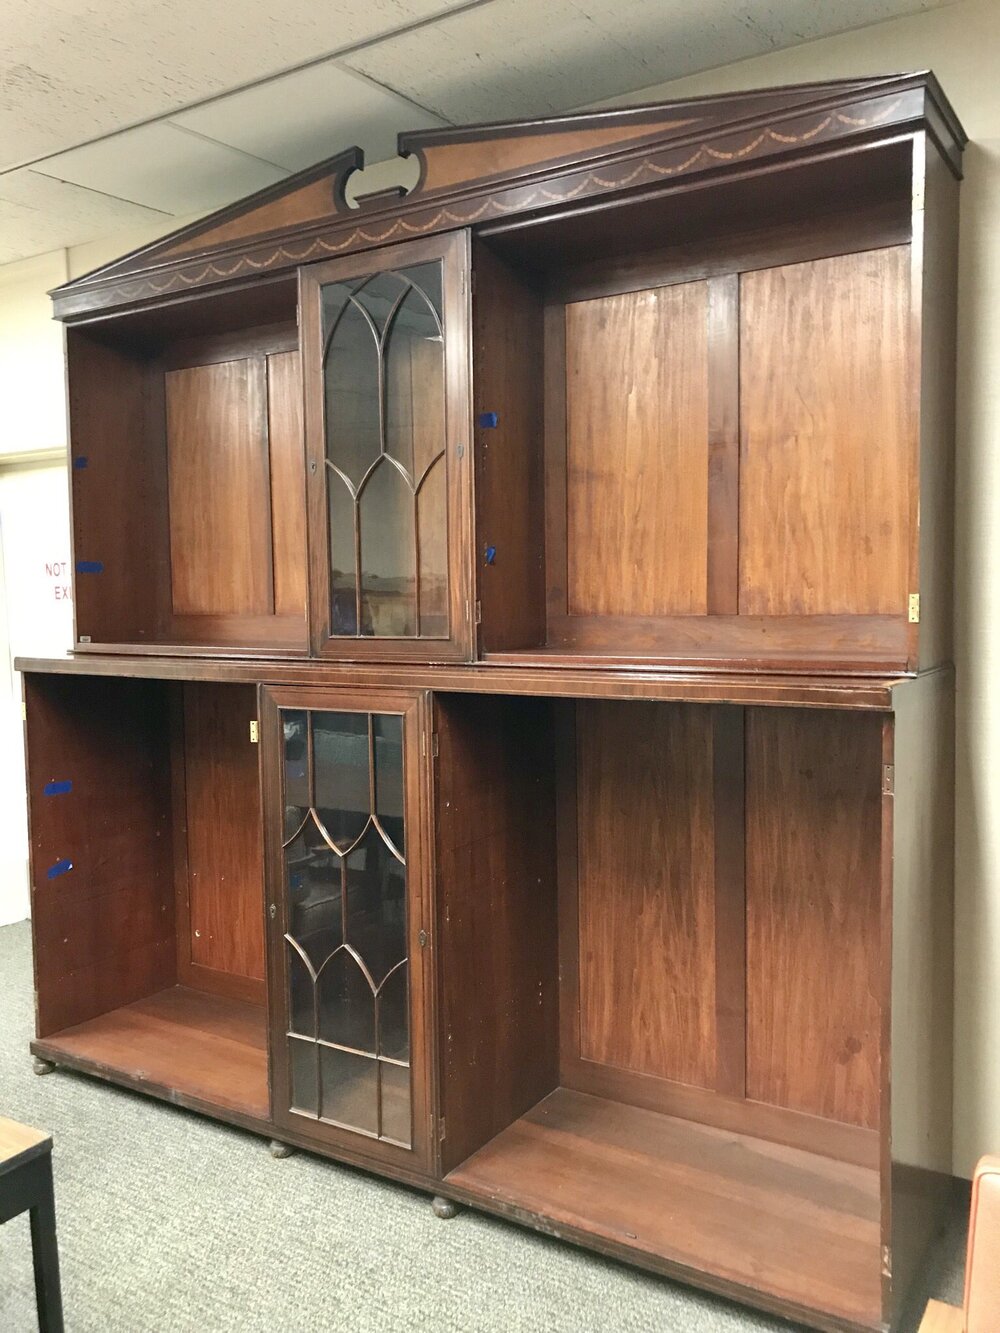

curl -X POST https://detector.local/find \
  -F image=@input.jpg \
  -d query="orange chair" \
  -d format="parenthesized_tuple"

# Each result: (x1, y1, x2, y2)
(922, 1156, 1000, 1332)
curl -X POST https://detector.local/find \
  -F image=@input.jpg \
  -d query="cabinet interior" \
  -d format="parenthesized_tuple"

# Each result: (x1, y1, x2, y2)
(27, 673, 269, 1120)
(435, 692, 884, 1327)
(68, 275, 308, 655)
(474, 138, 916, 670)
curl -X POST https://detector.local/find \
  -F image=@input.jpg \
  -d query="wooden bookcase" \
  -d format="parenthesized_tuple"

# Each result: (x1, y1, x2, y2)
(19, 73, 963, 1332)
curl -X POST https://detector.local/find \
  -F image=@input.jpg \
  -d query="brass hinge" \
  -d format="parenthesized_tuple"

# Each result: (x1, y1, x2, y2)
(439, 1116, 446, 1142)
(418, 928, 429, 948)
(474, 599, 482, 625)
(431, 733, 439, 759)
(908, 593, 920, 624)
(249, 720, 259, 744)
(882, 765, 895, 796)
(21, 701, 26, 721)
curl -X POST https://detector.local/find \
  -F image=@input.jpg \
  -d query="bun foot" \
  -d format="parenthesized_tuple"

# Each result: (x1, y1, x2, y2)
(269, 1139, 296, 1158)
(431, 1196, 460, 1219)
(32, 1056, 56, 1076)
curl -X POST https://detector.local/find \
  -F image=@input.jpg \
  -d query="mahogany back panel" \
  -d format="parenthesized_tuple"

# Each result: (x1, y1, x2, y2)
(562, 284, 710, 618)
(165, 359, 273, 616)
(25, 673, 176, 1036)
(572, 701, 717, 1086)
(739, 247, 911, 618)
(173, 683, 266, 1004)
(745, 707, 883, 1130)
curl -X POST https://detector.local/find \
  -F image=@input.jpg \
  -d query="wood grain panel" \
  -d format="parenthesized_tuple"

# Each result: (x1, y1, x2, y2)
(564, 282, 709, 617)
(435, 694, 559, 1172)
(166, 358, 272, 616)
(25, 674, 175, 1037)
(37, 986, 268, 1118)
(447, 1088, 881, 1331)
(576, 701, 716, 1088)
(739, 247, 911, 616)
(180, 684, 265, 991)
(67, 331, 167, 645)
(266, 351, 307, 618)
(745, 708, 882, 1129)
(473, 242, 546, 651)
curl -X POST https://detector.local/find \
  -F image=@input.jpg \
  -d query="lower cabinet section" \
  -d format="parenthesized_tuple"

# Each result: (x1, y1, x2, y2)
(23, 669, 953, 1333)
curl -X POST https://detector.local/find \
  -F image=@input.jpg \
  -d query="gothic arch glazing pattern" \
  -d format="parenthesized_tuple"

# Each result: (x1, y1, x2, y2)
(280, 707, 411, 1146)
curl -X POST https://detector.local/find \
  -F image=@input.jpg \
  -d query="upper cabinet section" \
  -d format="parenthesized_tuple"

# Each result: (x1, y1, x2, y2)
(301, 233, 474, 662)
(54, 73, 964, 672)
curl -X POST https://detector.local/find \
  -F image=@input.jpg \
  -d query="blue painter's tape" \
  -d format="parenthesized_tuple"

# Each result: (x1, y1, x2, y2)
(44, 780, 72, 796)
(485, 545, 497, 565)
(75, 560, 104, 574)
(47, 858, 73, 880)
(478, 411, 499, 429)
(73, 456, 89, 469)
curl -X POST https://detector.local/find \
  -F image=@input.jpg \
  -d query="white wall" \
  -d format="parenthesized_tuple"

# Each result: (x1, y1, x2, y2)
(0, 0, 998, 1170)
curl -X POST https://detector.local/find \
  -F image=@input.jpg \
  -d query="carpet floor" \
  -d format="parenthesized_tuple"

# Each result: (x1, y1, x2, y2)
(0, 920, 967, 1332)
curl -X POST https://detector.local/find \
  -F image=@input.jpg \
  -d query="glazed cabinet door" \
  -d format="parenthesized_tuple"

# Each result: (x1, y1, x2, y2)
(260, 686, 434, 1170)
(301, 232, 474, 662)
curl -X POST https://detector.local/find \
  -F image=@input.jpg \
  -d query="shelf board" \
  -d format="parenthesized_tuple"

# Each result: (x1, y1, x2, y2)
(33, 986, 268, 1121)
(447, 1087, 881, 1331)
(15, 652, 904, 711)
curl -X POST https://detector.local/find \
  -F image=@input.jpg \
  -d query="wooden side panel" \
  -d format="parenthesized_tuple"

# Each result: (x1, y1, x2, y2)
(914, 136, 959, 671)
(745, 708, 882, 1130)
(25, 674, 175, 1036)
(739, 247, 911, 617)
(888, 670, 955, 1324)
(563, 282, 709, 617)
(267, 350, 307, 619)
(179, 684, 265, 996)
(576, 701, 716, 1089)
(165, 358, 272, 617)
(436, 694, 559, 1173)
(473, 242, 546, 651)
(67, 331, 166, 645)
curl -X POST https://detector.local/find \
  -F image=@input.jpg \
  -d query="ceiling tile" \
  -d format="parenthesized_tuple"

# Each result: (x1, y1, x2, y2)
(0, 169, 167, 265)
(31, 122, 289, 216)
(0, 0, 469, 170)
(170, 60, 448, 171)
(344, 0, 952, 124)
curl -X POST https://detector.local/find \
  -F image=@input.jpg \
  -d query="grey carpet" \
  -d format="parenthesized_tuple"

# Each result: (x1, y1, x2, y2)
(0, 920, 966, 1332)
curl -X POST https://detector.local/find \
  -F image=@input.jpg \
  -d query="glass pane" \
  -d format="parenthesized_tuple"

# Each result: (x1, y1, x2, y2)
(359, 460, 416, 637)
(320, 1047, 378, 1134)
(417, 455, 448, 637)
(373, 713, 404, 853)
(378, 961, 409, 1062)
(289, 1037, 318, 1116)
(287, 820, 342, 970)
(312, 710, 369, 849)
(317, 948, 376, 1052)
(345, 825, 407, 988)
(384, 283, 444, 480)
(323, 259, 446, 641)
(323, 293, 380, 488)
(287, 942, 315, 1038)
(328, 473, 358, 635)
(380, 1061, 411, 1147)
(282, 710, 310, 829)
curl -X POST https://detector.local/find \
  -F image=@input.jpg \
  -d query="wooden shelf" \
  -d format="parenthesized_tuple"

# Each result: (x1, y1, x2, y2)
(447, 1088, 881, 1331)
(32, 987, 268, 1122)
(15, 653, 904, 711)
